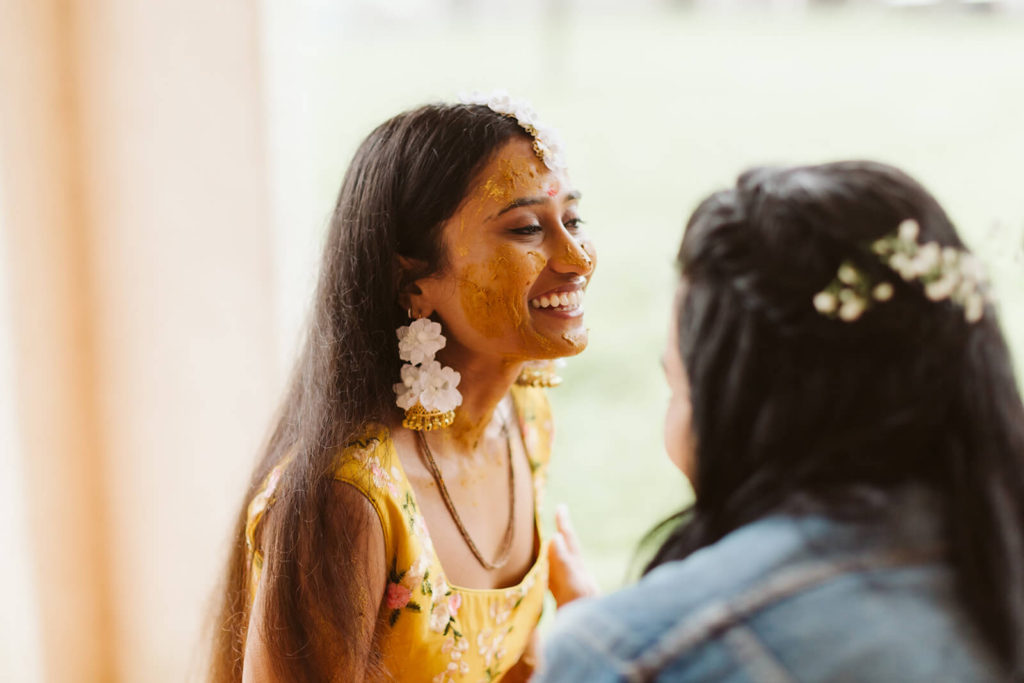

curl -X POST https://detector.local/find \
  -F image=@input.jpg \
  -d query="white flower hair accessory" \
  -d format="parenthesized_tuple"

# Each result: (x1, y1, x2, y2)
(458, 89, 567, 173)
(813, 218, 991, 324)
(812, 261, 894, 322)
(394, 317, 462, 430)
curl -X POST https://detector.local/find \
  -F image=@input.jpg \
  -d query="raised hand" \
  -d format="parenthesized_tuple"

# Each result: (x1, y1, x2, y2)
(547, 504, 600, 608)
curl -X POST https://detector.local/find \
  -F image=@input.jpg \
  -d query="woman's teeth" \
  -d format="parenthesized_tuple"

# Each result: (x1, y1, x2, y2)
(530, 290, 584, 310)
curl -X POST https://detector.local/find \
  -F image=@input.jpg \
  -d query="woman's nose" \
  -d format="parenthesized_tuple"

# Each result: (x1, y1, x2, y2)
(550, 232, 595, 277)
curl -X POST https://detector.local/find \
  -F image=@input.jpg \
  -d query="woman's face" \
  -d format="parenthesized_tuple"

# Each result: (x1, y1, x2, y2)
(663, 288, 695, 479)
(414, 137, 596, 363)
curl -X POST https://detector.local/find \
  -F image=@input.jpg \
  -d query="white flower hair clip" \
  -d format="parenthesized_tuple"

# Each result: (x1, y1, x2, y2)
(394, 318, 462, 430)
(813, 261, 894, 322)
(814, 219, 990, 324)
(458, 90, 567, 173)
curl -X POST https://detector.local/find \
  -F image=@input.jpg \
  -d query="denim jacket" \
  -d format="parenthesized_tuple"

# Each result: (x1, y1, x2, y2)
(537, 488, 1005, 682)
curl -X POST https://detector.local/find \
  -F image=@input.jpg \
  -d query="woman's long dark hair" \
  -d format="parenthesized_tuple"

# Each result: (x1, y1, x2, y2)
(209, 104, 527, 682)
(645, 161, 1024, 676)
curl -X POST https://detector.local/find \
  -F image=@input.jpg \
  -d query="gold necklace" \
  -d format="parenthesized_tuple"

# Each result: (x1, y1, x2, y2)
(415, 417, 516, 571)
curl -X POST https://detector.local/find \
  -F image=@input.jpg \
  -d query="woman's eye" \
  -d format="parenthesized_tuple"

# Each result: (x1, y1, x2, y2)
(510, 224, 543, 236)
(564, 217, 586, 231)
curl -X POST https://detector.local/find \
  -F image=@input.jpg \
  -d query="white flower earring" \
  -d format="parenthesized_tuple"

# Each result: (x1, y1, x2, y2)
(394, 315, 463, 431)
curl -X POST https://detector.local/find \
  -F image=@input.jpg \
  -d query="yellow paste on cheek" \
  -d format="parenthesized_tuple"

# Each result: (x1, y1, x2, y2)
(458, 245, 527, 338)
(457, 244, 554, 352)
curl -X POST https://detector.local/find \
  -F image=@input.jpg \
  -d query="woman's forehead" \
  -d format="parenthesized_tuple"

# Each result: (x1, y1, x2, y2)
(470, 145, 549, 204)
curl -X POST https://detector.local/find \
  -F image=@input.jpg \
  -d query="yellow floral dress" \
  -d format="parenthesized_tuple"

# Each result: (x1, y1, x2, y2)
(245, 385, 552, 682)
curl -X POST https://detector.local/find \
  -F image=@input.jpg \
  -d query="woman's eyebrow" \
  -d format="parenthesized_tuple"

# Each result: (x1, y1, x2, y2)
(495, 196, 547, 217)
(489, 190, 583, 221)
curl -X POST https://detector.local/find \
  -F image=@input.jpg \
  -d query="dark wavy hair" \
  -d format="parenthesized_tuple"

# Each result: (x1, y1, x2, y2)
(645, 161, 1024, 676)
(208, 103, 527, 682)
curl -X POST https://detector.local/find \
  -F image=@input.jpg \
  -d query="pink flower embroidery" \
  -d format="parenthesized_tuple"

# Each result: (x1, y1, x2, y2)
(447, 592, 462, 617)
(429, 601, 451, 633)
(402, 554, 430, 591)
(386, 582, 412, 609)
(368, 460, 387, 485)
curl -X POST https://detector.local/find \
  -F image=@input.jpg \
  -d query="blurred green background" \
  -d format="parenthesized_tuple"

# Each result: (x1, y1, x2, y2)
(265, 2, 1024, 593)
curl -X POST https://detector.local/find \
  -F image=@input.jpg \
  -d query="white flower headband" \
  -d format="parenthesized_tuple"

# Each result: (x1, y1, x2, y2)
(813, 219, 990, 324)
(458, 90, 567, 173)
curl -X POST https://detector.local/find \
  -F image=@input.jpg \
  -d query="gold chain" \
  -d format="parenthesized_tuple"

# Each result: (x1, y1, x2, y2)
(415, 416, 516, 571)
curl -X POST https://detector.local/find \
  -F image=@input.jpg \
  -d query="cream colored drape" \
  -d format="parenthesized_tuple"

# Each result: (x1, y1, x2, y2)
(0, 1, 280, 680)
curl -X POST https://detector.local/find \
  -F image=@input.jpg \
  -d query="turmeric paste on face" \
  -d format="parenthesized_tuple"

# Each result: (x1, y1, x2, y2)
(434, 140, 591, 361)
(476, 158, 538, 209)
(456, 243, 558, 356)
(455, 156, 553, 348)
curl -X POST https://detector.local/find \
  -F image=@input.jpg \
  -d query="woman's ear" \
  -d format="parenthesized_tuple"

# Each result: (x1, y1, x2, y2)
(395, 255, 433, 318)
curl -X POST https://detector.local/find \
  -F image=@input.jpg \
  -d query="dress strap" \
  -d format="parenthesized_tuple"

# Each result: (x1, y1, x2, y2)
(509, 384, 554, 470)
(332, 424, 398, 562)
(244, 426, 399, 604)
(244, 453, 294, 602)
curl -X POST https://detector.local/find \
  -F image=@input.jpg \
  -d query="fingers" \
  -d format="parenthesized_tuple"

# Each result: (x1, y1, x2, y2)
(548, 503, 601, 607)
(547, 529, 599, 608)
(549, 528, 577, 577)
(548, 532, 581, 608)
(548, 533, 564, 580)
(547, 532, 570, 607)
(550, 528, 569, 562)
(555, 503, 582, 555)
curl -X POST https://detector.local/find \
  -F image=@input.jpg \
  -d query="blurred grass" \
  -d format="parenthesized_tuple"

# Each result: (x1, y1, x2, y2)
(289, 5, 1024, 592)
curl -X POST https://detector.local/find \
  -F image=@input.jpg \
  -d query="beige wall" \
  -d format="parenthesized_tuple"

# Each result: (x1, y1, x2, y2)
(0, 173, 46, 683)
(0, 1, 281, 680)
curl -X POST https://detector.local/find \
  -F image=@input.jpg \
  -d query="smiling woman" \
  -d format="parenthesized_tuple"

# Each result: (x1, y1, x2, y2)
(209, 98, 595, 682)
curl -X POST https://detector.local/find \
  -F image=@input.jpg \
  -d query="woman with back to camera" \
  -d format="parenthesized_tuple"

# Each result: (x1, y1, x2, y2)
(209, 93, 596, 682)
(540, 161, 1024, 681)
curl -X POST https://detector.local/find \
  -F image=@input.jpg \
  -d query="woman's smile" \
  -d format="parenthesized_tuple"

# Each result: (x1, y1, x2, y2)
(529, 282, 587, 317)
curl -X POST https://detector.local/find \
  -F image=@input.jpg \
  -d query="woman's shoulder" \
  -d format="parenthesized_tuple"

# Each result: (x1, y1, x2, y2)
(333, 423, 400, 491)
(330, 423, 409, 552)
(540, 516, 818, 676)
(540, 498, 1004, 682)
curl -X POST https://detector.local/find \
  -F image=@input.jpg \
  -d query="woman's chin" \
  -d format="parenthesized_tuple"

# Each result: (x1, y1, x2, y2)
(559, 330, 588, 356)
(503, 319, 589, 361)
(537, 327, 588, 358)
